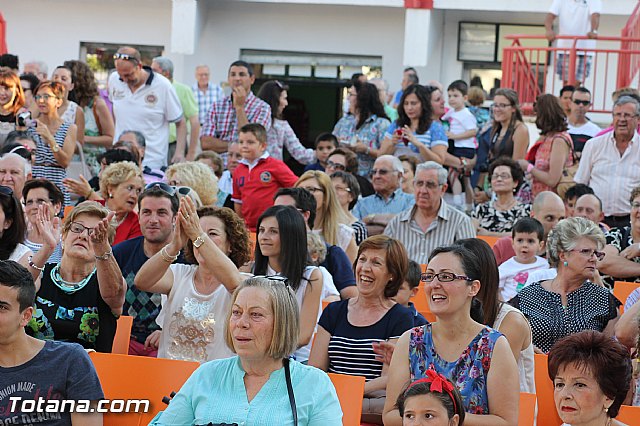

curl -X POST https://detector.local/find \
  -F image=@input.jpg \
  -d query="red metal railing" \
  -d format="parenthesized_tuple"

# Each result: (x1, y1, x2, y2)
(620, 1, 640, 87)
(501, 35, 640, 113)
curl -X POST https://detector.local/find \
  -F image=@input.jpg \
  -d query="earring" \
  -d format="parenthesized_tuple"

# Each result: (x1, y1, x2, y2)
(108, 193, 113, 199)
(563, 261, 568, 267)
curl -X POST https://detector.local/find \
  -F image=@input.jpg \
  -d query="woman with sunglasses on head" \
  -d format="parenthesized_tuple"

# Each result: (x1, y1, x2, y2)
(309, 235, 414, 424)
(135, 197, 250, 363)
(0, 67, 27, 145)
(26, 201, 126, 352)
(380, 84, 448, 165)
(510, 217, 621, 354)
(165, 161, 218, 206)
(333, 81, 390, 177)
(383, 244, 519, 426)
(294, 171, 358, 263)
(28, 81, 77, 207)
(257, 80, 315, 165)
(254, 205, 324, 363)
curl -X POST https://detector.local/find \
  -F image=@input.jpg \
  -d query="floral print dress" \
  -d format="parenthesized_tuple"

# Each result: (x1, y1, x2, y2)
(408, 323, 502, 414)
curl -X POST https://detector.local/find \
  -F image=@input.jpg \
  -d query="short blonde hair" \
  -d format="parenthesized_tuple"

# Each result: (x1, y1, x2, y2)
(307, 232, 327, 264)
(165, 161, 218, 206)
(99, 161, 143, 197)
(224, 277, 299, 359)
(62, 201, 116, 245)
(547, 217, 605, 268)
(467, 86, 485, 106)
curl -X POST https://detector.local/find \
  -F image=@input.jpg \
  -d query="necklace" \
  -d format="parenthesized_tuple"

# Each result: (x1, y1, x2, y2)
(494, 198, 516, 210)
(50, 264, 97, 294)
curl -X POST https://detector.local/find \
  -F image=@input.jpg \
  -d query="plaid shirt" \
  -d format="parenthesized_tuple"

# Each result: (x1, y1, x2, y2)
(192, 82, 225, 125)
(201, 91, 272, 161)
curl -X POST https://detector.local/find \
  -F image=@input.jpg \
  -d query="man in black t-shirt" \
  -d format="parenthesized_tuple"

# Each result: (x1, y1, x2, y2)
(0, 261, 103, 425)
(112, 183, 183, 357)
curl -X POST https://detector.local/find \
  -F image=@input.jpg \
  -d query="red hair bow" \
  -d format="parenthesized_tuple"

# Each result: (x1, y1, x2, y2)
(407, 369, 457, 411)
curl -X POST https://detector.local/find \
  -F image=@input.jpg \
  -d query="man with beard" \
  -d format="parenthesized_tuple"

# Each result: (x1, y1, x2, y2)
(112, 183, 184, 356)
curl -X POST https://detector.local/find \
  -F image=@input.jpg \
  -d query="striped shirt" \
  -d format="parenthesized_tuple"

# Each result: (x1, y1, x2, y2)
(192, 82, 224, 125)
(267, 118, 315, 164)
(318, 300, 414, 381)
(384, 201, 476, 264)
(200, 92, 271, 162)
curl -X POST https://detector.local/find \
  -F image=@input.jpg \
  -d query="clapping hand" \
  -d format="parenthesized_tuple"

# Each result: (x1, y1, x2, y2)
(178, 196, 204, 241)
(35, 204, 61, 250)
(90, 211, 115, 255)
(372, 340, 396, 366)
(63, 175, 93, 198)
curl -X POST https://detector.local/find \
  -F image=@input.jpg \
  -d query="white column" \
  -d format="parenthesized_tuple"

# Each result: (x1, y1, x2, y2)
(403, 8, 431, 67)
(171, 0, 198, 55)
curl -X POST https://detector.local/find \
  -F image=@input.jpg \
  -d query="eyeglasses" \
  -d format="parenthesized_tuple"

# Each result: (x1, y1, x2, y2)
(327, 161, 346, 171)
(333, 185, 351, 193)
(413, 180, 441, 190)
(24, 198, 53, 207)
(573, 99, 590, 106)
(301, 186, 324, 194)
(69, 222, 94, 236)
(144, 182, 177, 197)
(492, 103, 512, 110)
(0, 186, 13, 196)
(613, 112, 638, 120)
(370, 168, 392, 177)
(631, 202, 640, 209)
(113, 52, 139, 63)
(421, 272, 473, 283)
(568, 248, 605, 261)
(34, 94, 58, 101)
(491, 173, 512, 180)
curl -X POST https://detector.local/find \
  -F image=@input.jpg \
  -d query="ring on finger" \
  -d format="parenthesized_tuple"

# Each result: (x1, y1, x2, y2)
(185, 214, 190, 219)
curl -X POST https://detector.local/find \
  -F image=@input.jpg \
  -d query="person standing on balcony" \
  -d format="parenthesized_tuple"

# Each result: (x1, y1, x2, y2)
(574, 96, 640, 229)
(545, 0, 602, 86)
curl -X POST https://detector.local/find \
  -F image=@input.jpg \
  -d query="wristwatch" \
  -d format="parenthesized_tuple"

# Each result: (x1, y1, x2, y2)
(51, 143, 61, 153)
(193, 233, 207, 249)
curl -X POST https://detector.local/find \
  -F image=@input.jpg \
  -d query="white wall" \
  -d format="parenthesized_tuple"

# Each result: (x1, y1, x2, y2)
(3, 0, 172, 76)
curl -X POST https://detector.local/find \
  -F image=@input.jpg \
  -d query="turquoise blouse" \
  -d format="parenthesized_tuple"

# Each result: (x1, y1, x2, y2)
(151, 356, 343, 426)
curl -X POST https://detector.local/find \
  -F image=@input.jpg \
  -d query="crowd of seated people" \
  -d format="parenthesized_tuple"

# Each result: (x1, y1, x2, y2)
(2, 50, 640, 426)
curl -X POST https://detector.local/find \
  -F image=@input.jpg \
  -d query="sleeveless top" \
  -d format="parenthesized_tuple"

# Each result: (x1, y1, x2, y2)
(408, 323, 502, 414)
(26, 264, 117, 352)
(531, 131, 573, 196)
(493, 304, 535, 393)
(29, 123, 72, 206)
(82, 98, 105, 176)
(59, 101, 78, 125)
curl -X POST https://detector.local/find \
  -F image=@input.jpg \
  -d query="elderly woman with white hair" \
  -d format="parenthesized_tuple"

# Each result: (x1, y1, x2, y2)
(510, 217, 621, 353)
(150, 276, 343, 425)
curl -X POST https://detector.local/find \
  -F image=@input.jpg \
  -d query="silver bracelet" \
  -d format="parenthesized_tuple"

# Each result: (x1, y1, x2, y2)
(28, 256, 45, 272)
(95, 249, 113, 261)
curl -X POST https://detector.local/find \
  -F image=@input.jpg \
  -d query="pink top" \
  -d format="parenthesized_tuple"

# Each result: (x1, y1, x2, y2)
(532, 132, 573, 196)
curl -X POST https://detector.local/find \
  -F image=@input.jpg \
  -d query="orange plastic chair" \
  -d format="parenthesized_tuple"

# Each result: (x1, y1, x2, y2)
(476, 235, 499, 247)
(63, 205, 74, 219)
(418, 310, 437, 323)
(248, 231, 257, 260)
(534, 353, 562, 426)
(89, 352, 199, 426)
(411, 282, 431, 315)
(327, 372, 365, 426)
(613, 281, 640, 313)
(518, 392, 536, 426)
(111, 315, 133, 354)
(617, 404, 640, 423)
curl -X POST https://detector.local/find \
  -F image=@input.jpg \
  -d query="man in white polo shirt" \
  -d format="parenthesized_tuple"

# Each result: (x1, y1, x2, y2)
(109, 46, 186, 169)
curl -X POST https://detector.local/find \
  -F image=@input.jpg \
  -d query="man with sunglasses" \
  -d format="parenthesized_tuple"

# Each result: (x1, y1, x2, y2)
(384, 161, 474, 264)
(109, 46, 187, 170)
(112, 182, 185, 356)
(567, 87, 600, 158)
(352, 155, 414, 236)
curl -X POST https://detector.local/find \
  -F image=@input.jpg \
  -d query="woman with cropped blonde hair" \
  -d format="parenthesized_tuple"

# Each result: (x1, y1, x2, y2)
(295, 170, 357, 262)
(166, 161, 218, 206)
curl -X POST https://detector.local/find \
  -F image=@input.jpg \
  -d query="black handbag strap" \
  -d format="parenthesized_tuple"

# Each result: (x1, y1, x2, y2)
(283, 358, 298, 426)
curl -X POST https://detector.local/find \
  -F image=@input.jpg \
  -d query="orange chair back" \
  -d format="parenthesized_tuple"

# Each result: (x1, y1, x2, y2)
(613, 281, 640, 313)
(112, 315, 133, 354)
(89, 352, 199, 426)
(411, 282, 431, 315)
(518, 392, 536, 426)
(327, 373, 365, 426)
(419, 311, 437, 323)
(617, 404, 640, 423)
(248, 231, 257, 260)
(534, 353, 562, 426)
(476, 235, 499, 247)
(63, 205, 74, 219)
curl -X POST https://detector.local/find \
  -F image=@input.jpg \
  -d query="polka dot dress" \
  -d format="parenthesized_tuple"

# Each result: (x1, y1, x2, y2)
(509, 281, 620, 353)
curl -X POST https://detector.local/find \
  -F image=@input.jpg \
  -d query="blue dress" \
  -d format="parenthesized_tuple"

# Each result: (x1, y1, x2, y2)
(408, 323, 501, 414)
